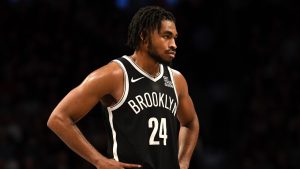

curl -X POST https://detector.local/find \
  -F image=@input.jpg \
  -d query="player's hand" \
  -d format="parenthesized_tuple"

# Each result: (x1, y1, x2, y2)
(96, 158, 142, 169)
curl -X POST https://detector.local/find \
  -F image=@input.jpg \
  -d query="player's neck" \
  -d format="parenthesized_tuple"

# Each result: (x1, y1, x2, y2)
(130, 52, 160, 77)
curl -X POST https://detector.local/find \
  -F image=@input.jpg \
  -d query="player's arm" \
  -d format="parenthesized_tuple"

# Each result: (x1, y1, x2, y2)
(47, 62, 141, 169)
(173, 70, 200, 169)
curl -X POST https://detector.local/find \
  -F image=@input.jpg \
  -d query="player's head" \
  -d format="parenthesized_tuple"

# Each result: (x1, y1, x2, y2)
(127, 6, 177, 65)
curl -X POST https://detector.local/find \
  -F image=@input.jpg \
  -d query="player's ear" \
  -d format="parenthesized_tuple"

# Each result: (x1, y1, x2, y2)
(140, 31, 149, 46)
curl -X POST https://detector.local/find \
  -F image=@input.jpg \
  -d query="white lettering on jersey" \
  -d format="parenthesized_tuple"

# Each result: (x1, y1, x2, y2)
(128, 100, 140, 114)
(127, 92, 177, 115)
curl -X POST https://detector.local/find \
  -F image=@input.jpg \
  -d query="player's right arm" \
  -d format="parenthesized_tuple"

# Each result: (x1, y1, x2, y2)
(47, 62, 142, 169)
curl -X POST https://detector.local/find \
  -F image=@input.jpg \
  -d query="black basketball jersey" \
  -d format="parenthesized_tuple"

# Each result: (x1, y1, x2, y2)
(104, 55, 180, 169)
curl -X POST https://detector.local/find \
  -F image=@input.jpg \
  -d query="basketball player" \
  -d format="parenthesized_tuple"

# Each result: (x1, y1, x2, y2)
(47, 6, 199, 169)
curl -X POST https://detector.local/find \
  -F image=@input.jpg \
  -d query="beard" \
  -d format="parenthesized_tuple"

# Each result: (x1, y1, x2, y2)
(147, 41, 172, 66)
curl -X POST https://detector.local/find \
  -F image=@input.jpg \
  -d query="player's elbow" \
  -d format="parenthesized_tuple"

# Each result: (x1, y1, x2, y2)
(47, 113, 66, 131)
(47, 114, 57, 130)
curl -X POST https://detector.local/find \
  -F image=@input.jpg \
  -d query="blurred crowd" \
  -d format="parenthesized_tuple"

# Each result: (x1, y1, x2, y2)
(0, 0, 299, 168)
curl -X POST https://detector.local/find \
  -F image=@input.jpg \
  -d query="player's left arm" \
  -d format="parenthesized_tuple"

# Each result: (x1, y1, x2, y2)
(172, 69, 200, 169)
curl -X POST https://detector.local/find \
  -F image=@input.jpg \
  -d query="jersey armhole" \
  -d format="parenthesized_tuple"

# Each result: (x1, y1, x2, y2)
(108, 60, 129, 111)
(167, 67, 179, 108)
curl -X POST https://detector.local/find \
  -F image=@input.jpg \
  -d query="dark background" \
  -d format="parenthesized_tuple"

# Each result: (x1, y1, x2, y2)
(1, 0, 299, 168)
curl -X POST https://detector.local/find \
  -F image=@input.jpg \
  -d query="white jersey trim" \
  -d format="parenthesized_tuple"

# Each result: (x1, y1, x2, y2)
(106, 59, 130, 161)
(123, 55, 164, 82)
(167, 67, 179, 115)
(107, 107, 119, 161)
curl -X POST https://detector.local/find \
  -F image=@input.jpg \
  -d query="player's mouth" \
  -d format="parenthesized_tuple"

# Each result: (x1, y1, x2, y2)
(167, 51, 176, 59)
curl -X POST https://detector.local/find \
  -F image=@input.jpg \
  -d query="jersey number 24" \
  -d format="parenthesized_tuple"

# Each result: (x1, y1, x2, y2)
(148, 117, 168, 146)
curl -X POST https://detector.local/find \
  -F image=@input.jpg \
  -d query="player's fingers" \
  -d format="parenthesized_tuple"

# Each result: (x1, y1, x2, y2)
(119, 161, 142, 168)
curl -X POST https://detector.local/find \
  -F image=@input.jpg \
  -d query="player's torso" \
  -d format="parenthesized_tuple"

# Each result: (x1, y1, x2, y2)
(105, 56, 180, 169)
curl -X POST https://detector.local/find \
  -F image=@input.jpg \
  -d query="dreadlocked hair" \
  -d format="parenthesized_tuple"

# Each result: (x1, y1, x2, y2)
(127, 6, 175, 50)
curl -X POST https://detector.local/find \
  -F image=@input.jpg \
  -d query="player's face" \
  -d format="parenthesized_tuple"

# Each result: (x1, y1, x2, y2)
(147, 20, 177, 65)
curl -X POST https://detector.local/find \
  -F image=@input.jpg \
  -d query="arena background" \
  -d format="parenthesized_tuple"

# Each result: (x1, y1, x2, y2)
(0, 0, 299, 168)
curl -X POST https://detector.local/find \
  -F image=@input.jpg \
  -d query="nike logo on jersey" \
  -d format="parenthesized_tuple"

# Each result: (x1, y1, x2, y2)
(131, 77, 144, 83)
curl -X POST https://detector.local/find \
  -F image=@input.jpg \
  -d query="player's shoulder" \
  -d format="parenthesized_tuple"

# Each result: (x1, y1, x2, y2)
(168, 67, 189, 91)
(85, 59, 123, 83)
(168, 67, 184, 79)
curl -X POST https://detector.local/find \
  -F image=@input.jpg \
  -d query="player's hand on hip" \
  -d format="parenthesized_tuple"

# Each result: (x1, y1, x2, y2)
(96, 158, 142, 169)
